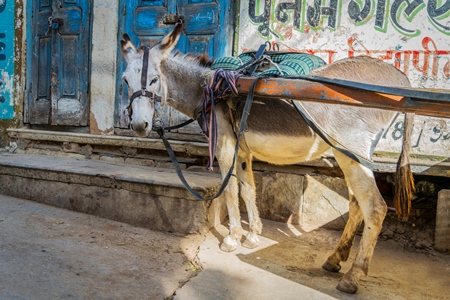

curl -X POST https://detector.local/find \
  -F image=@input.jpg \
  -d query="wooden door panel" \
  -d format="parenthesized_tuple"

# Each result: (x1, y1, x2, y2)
(183, 2, 218, 35)
(54, 35, 84, 125)
(51, 2, 89, 126)
(61, 37, 78, 98)
(27, 0, 91, 126)
(58, 7, 82, 35)
(37, 38, 51, 100)
(186, 34, 214, 54)
(29, 1, 52, 124)
(36, 9, 52, 36)
(135, 7, 168, 36)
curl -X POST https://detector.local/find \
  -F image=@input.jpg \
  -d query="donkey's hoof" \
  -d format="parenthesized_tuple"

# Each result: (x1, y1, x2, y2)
(336, 279, 358, 294)
(322, 260, 341, 272)
(254, 220, 263, 235)
(242, 233, 260, 249)
(220, 235, 238, 252)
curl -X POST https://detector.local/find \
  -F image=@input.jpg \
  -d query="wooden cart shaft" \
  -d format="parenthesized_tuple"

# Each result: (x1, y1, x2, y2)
(236, 76, 450, 119)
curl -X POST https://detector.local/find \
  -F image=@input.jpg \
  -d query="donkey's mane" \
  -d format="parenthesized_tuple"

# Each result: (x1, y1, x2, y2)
(172, 50, 213, 68)
(136, 43, 212, 69)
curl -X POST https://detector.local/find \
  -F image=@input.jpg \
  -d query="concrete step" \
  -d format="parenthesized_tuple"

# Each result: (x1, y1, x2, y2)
(0, 152, 225, 234)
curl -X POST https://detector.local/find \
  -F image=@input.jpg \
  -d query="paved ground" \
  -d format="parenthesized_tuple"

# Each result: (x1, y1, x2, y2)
(0, 194, 203, 299)
(0, 194, 330, 300)
(1, 194, 449, 300)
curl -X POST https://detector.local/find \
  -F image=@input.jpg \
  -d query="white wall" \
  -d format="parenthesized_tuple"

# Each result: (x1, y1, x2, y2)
(90, 0, 119, 134)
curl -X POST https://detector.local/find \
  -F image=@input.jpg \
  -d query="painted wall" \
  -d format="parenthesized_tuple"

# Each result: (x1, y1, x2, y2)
(6, 0, 450, 159)
(0, 0, 15, 120)
(238, 0, 450, 158)
(238, 0, 450, 89)
(89, 0, 119, 135)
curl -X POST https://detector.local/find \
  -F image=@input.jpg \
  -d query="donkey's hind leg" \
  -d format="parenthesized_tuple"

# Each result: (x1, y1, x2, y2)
(237, 152, 262, 249)
(331, 150, 387, 294)
(322, 193, 363, 272)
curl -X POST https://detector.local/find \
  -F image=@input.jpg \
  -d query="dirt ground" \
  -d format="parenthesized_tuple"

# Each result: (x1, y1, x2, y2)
(233, 225, 449, 300)
(1, 181, 449, 299)
(232, 180, 450, 300)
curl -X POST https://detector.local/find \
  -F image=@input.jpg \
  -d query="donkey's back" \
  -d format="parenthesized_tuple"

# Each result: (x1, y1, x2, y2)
(237, 56, 410, 165)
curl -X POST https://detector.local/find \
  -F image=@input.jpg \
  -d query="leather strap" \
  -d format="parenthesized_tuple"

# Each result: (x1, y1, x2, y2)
(155, 78, 260, 201)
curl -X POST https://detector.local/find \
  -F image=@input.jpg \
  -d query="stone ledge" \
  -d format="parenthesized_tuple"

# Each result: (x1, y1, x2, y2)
(8, 128, 450, 176)
(0, 153, 226, 234)
(0, 175, 219, 234)
(0, 153, 222, 200)
(7, 128, 209, 156)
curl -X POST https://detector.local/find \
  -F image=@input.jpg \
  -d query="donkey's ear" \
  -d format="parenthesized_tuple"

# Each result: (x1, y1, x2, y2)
(158, 23, 183, 58)
(121, 33, 137, 62)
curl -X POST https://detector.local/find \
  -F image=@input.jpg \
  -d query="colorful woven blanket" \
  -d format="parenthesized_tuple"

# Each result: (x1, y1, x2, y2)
(211, 52, 326, 76)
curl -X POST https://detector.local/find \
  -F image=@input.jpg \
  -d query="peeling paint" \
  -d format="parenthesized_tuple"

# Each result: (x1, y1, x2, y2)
(0, 70, 13, 104)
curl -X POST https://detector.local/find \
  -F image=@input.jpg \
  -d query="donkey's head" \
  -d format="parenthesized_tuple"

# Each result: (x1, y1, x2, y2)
(120, 23, 183, 137)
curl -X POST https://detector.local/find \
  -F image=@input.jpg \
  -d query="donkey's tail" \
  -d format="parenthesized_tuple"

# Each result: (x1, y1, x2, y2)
(393, 113, 415, 219)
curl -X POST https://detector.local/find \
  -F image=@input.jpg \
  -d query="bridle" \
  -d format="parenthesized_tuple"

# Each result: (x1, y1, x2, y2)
(123, 46, 162, 127)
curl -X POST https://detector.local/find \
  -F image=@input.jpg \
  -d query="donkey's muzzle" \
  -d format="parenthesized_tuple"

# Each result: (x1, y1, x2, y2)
(131, 121, 149, 131)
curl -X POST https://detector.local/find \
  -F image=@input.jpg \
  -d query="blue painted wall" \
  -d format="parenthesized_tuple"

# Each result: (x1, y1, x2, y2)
(0, 0, 15, 120)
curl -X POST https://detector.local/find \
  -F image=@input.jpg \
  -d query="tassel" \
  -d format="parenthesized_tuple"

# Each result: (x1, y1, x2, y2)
(393, 113, 415, 220)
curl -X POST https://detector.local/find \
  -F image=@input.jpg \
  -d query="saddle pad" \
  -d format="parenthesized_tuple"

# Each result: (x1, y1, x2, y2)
(211, 52, 326, 76)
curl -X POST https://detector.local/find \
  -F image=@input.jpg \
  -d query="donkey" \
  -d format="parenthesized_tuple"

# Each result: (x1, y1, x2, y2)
(120, 24, 414, 294)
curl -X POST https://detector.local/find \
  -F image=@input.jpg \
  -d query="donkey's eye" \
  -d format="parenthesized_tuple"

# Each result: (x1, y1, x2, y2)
(149, 77, 158, 86)
(123, 78, 129, 86)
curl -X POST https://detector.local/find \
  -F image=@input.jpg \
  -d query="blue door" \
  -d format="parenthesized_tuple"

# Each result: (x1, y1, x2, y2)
(116, 0, 235, 131)
(26, 0, 91, 126)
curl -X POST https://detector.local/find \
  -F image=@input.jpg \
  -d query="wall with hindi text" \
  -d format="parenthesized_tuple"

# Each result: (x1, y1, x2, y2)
(238, 0, 450, 158)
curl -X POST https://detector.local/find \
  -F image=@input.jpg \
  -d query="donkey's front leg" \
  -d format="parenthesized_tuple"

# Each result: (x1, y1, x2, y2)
(237, 152, 262, 249)
(215, 122, 243, 252)
(219, 177, 242, 252)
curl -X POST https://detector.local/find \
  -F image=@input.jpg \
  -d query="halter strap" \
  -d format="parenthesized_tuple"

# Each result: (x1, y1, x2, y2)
(123, 46, 161, 127)
(129, 46, 161, 103)
(141, 46, 149, 89)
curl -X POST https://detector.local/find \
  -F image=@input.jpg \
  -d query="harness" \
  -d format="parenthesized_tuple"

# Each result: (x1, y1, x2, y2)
(153, 44, 318, 201)
(154, 76, 259, 201)
(131, 43, 394, 201)
(153, 46, 269, 201)
(123, 46, 162, 128)
(200, 70, 242, 170)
